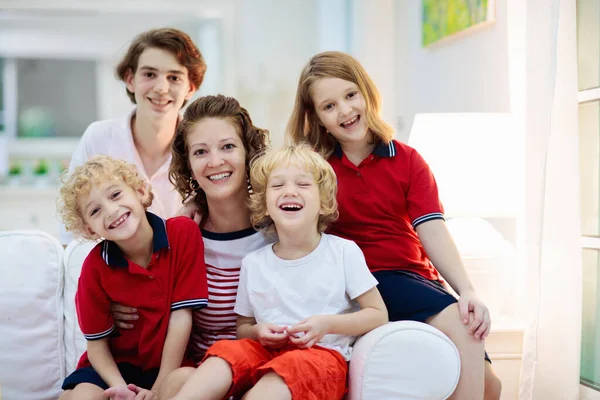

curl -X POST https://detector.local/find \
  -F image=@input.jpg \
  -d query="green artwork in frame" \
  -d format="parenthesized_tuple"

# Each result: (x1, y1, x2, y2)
(422, 0, 495, 47)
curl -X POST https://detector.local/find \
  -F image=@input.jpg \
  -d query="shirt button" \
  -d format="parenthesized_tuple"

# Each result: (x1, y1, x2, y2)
(149, 276, 154, 279)
(357, 172, 361, 177)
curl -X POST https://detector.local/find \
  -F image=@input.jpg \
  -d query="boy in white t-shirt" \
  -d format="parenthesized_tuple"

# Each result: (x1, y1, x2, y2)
(169, 144, 388, 400)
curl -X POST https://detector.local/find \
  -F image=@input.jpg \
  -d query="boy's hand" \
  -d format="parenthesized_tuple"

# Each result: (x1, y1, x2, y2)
(287, 315, 330, 348)
(458, 290, 491, 340)
(103, 385, 137, 400)
(127, 384, 158, 399)
(253, 323, 289, 348)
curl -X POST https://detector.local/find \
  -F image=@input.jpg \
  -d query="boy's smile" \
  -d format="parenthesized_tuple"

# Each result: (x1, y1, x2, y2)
(266, 161, 322, 232)
(126, 47, 195, 119)
(79, 180, 150, 244)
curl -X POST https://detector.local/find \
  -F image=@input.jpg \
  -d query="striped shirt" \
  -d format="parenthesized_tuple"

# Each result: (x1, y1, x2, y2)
(189, 227, 272, 361)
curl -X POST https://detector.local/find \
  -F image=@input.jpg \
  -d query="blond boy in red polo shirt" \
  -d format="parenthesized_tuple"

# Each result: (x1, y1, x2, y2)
(57, 155, 208, 400)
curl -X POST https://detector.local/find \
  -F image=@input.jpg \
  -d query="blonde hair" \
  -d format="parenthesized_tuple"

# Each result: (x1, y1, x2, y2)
(286, 51, 394, 157)
(249, 144, 338, 236)
(57, 155, 153, 240)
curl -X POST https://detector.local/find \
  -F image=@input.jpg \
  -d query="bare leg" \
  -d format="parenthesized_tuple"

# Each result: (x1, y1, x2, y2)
(427, 303, 485, 400)
(169, 356, 233, 400)
(160, 367, 195, 399)
(58, 384, 105, 400)
(243, 372, 291, 400)
(484, 362, 502, 400)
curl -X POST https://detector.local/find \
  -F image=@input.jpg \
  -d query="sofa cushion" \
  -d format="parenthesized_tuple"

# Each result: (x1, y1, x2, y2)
(348, 321, 460, 400)
(63, 239, 96, 375)
(0, 230, 65, 400)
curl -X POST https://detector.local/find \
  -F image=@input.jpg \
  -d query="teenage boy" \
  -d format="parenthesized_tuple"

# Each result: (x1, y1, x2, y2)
(57, 155, 208, 400)
(60, 27, 206, 245)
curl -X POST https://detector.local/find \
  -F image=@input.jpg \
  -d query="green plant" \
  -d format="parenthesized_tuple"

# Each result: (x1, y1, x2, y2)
(34, 159, 50, 176)
(8, 161, 22, 176)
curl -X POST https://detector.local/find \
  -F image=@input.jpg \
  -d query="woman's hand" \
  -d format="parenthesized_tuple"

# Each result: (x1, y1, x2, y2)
(253, 323, 289, 349)
(457, 290, 491, 340)
(287, 315, 330, 349)
(177, 201, 202, 225)
(110, 303, 139, 330)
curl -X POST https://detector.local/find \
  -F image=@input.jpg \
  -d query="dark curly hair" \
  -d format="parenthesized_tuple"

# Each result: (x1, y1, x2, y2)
(115, 28, 206, 106)
(170, 94, 269, 219)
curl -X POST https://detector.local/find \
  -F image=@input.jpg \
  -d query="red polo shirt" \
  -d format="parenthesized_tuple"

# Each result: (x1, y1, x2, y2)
(327, 140, 444, 281)
(75, 213, 208, 370)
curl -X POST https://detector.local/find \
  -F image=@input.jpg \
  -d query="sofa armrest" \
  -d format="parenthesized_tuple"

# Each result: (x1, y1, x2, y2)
(63, 239, 96, 374)
(348, 321, 460, 400)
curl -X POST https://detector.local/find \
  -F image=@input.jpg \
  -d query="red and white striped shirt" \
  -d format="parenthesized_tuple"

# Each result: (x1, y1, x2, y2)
(189, 227, 271, 362)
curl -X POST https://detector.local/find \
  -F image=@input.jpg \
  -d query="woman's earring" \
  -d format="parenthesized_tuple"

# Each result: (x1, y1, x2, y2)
(189, 176, 200, 192)
(247, 177, 253, 194)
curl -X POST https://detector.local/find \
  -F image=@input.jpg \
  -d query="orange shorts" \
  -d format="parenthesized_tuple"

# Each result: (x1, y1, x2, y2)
(204, 338, 348, 400)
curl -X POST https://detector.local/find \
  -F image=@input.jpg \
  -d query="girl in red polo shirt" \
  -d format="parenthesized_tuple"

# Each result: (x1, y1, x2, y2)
(287, 51, 502, 400)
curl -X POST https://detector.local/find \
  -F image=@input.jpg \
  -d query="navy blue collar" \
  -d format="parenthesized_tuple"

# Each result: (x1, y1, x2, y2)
(332, 141, 396, 159)
(101, 212, 169, 268)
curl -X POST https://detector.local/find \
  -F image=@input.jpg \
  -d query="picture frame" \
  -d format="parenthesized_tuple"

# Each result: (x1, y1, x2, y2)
(422, 0, 496, 47)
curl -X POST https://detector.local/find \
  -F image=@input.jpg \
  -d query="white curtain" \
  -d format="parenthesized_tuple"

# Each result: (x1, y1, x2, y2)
(519, 0, 582, 399)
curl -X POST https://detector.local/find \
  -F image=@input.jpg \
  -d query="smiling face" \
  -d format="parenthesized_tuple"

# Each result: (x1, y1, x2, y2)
(79, 179, 150, 243)
(311, 77, 371, 149)
(125, 47, 195, 119)
(265, 159, 322, 234)
(187, 117, 248, 203)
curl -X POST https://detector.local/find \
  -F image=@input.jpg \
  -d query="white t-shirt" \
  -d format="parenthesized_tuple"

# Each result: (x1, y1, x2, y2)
(234, 233, 378, 361)
(59, 110, 183, 244)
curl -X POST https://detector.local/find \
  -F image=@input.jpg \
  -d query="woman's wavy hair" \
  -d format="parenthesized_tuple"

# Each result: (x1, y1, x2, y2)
(57, 155, 153, 240)
(286, 51, 394, 157)
(249, 143, 338, 236)
(115, 27, 206, 106)
(170, 95, 269, 218)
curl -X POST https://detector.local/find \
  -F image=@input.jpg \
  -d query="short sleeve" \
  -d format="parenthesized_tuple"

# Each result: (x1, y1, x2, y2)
(342, 241, 379, 300)
(76, 258, 114, 341)
(233, 257, 253, 318)
(171, 219, 209, 311)
(406, 149, 445, 228)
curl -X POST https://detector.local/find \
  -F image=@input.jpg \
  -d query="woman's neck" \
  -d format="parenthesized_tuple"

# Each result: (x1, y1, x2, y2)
(204, 191, 252, 233)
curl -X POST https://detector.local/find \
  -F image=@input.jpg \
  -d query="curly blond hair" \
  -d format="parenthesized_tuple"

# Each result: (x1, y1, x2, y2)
(286, 51, 395, 158)
(57, 155, 153, 240)
(248, 143, 338, 236)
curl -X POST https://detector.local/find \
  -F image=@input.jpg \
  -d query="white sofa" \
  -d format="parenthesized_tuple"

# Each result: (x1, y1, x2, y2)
(0, 230, 461, 400)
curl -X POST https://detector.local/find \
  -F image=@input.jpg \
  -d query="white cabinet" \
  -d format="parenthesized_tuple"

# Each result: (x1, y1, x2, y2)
(0, 186, 61, 238)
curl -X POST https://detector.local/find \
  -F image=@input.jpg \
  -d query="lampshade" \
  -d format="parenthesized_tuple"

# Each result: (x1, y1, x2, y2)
(408, 113, 522, 218)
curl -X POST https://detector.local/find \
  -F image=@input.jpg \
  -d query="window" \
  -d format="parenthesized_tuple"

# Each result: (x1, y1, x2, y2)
(578, 0, 600, 394)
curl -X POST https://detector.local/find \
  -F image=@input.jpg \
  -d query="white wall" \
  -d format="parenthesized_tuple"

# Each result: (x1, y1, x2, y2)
(235, 0, 319, 147)
(394, 0, 511, 142)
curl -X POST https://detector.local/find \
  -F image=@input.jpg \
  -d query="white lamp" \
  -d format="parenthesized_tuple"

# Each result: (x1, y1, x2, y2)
(408, 113, 523, 318)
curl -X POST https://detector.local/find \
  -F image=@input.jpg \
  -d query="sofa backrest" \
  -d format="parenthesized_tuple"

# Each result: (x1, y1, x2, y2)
(63, 239, 95, 375)
(0, 230, 65, 400)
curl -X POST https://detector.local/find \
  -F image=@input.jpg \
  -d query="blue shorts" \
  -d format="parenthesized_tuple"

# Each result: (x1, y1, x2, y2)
(372, 270, 492, 363)
(62, 362, 159, 391)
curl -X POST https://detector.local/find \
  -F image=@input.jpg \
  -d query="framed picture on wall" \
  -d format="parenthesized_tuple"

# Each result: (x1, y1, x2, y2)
(422, 0, 496, 47)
